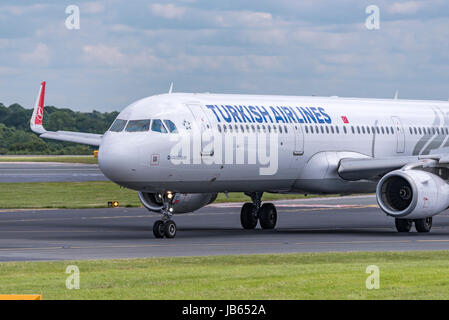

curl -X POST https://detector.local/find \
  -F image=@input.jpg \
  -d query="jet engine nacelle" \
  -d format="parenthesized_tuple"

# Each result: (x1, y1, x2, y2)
(376, 169, 449, 219)
(138, 192, 217, 214)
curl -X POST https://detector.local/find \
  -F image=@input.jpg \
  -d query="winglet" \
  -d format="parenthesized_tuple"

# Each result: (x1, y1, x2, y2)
(168, 82, 173, 94)
(394, 90, 399, 100)
(30, 81, 47, 134)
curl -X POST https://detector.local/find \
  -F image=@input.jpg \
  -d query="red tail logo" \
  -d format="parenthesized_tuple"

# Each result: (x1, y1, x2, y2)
(35, 81, 46, 125)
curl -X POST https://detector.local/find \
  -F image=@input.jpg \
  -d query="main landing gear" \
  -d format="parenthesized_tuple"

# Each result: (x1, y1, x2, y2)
(395, 217, 432, 233)
(240, 192, 278, 230)
(153, 192, 177, 239)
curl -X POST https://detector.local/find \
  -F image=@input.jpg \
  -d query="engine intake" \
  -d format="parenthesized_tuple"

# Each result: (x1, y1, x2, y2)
(376, 169, 449, 219)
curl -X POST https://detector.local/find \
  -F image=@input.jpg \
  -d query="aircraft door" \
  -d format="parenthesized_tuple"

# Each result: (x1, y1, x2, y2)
(293, 124, 304, 156)
(186, 103, 214, 157)
(391, 116, 405, 153)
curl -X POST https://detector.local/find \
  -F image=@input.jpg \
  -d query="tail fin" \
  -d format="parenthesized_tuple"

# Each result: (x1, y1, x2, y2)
(30, 81, 46, 134)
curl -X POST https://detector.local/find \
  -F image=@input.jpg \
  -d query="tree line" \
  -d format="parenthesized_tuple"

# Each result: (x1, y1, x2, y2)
(0, 103, 118, 154)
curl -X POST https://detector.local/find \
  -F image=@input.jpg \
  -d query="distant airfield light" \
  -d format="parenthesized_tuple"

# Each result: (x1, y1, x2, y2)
(108, 201, 119, 208)
(167, 192, 174, 199)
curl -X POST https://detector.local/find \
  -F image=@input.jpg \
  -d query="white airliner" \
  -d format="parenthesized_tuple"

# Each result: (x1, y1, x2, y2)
(30, 81, 449, 238)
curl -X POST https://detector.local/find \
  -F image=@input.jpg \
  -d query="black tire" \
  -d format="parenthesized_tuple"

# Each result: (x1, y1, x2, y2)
(164, 220, 177, 238)
(415, 217, 432, 233)
(241, 203, 258, 229)
(259, 203, 277, 229)
(153, 220, 165, 238)
(395, 218, 412, 232)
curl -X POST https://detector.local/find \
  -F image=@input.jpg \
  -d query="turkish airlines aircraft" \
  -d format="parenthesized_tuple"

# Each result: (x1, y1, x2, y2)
(31, 81, 449, 238)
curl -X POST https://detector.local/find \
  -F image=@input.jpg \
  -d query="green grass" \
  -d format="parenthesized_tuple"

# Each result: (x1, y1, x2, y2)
(0, 182, 140, 209)
(0, 156, 98, 164)
(1, 251, 449, 299)
(0, 181, 334, 209)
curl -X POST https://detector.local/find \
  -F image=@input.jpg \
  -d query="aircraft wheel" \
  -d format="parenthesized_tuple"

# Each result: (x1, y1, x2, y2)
(415, 217, 432, 233)
(241, 203, 258, 229)
(164, 220, 177, 238)
(259, 203, 277, 229)
(395, 218, 412, 232)
(153, 220, 165, 238)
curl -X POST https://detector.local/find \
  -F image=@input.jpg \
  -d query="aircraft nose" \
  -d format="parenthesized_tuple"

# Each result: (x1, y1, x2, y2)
(98, 134, 139, 184)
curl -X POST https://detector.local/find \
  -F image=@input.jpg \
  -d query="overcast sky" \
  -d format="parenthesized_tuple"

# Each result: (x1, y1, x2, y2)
(1, 0, 449, 112)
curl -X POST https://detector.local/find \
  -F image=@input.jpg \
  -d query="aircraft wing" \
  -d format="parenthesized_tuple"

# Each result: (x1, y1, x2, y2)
(30, 82, 103, 146)
(338, 155, 448, 181)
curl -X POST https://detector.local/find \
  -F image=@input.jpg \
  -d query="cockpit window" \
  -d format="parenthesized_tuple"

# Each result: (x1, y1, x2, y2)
(109, 119, 127, 132)
(125, 120, 151, 132)
(151, 119, 168, 133)
(163, 120, 178, 133)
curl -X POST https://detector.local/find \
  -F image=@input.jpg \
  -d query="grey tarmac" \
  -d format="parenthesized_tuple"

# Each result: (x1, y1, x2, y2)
(1, 195, 449, 261)
(0, 162, 107, 182)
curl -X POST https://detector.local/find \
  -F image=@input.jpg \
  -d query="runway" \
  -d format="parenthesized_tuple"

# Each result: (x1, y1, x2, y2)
(1, 195, 449, 261)
(0, 162, 107, 182)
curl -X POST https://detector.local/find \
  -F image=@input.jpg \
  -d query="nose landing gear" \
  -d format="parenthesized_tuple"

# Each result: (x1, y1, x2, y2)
(240, 192, 278, 230)
(153, 192, 177, 238)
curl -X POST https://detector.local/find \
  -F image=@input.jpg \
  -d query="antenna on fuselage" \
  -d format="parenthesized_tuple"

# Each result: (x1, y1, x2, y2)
(394, 90, 399, 100)
(168, 82, 174, 94)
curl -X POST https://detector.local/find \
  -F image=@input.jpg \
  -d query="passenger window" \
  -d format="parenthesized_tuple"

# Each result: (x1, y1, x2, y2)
(218, 125, 222, 133)
(110, 119, 127, 132)
(305, 126, 309, 134)
(343, 126, 347, 134)
(163, 120, 178, 133)
(126, 119, 151, 132)
(325, 126, 329, 134)
(151, 119, 168, 133)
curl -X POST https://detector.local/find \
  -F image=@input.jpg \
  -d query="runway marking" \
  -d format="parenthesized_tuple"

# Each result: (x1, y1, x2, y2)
(0, 215, 151, 223)
(0, 205, 379, 223)
(211, 203, 371, 208)
(0, 239, 430, 253)
(279, 205, 378, 213)
(295, 240, 411, 245)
